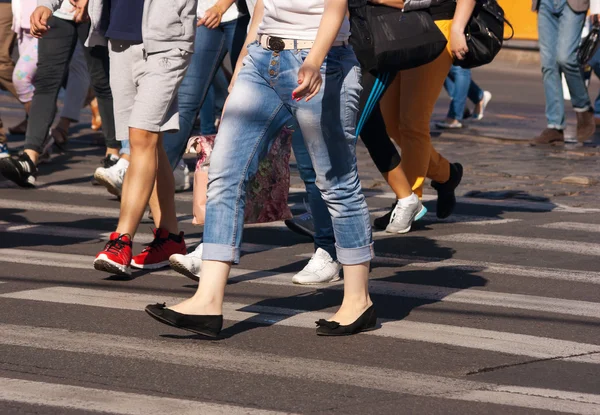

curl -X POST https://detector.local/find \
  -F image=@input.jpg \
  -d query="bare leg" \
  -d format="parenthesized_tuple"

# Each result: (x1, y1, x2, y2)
(147, 137, 178, 232)
(168, 260, 231, 315)
(327, 262, 372, 325)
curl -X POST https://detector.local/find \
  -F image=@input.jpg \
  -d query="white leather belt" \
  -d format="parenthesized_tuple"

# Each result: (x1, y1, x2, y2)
(258, 35, 347, 52)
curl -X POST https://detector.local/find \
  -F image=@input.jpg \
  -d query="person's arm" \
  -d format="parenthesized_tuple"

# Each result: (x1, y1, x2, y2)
(229, 0, 264, 92)
(30, 0, 62, 37)
(198, 0, 237, 29)
(367, 0, 404, 9)
(449, 0, 476, 61)
(293, 0, 348, 101)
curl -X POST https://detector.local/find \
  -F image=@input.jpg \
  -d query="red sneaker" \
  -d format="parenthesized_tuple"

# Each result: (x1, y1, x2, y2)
(94, 233, 133, 276)
(131, 228, 186, 270)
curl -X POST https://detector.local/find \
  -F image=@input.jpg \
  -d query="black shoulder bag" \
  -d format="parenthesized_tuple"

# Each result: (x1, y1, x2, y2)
(578, 19, 600, 65)
(349, 0, 448, 73)
(458, 0, 514, 69)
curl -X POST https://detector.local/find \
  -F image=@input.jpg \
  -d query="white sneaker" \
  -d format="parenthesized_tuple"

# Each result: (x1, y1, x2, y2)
(385, 193, 428, 234)
(473, 91, 492, 120)
(170, 243, 203, 281)
(94, 157, 128, 197)
(174, 160, 191, 192)
(292, 248, 341, 285)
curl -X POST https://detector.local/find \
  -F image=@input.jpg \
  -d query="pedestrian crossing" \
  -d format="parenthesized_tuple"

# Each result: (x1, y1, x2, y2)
(1, 177, 600, 413)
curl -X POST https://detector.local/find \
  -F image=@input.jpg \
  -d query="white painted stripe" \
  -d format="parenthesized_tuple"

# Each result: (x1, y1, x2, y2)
(373, 192, 600, 213)
(1, 324, 599, 413)
(540, 222, 600, 233)
(1, 248, 599, 319)
(0, 377, 286, 415)
(435, 233, 600, 256)
(2, 287, 599, 364)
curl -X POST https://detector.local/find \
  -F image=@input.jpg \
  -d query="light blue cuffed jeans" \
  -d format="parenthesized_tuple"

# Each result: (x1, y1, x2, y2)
(202, 42, 373, 265)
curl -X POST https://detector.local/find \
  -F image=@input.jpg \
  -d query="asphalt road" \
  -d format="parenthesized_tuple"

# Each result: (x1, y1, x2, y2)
(0, 61, 599, 414)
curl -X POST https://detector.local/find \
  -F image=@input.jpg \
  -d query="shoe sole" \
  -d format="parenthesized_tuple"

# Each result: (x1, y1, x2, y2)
(385, 205, 428, 234)
(130, 259, 171, 270)
(93, 256, 131, 276)
(0, 161, 35, 188)
(169, 257, 200, 282)
(284, 219, 315, 240)
(292, 275, 341, 285)
(144, 308, 219, 338)
(94, 171, 122, 197)
(316, 325, 378, 337)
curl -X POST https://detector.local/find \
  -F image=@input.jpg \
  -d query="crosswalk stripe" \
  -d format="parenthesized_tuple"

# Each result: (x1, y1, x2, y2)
(540, 222, 600, 233)
(2, 287, 599, 364)
(2, 248, 599, 319)
(1, 324, 599, 413)
(0, 222, 276, 254)
(374, 192, 600, 213)
(0, 377, 286, 415)
(434, 233, 600, 256)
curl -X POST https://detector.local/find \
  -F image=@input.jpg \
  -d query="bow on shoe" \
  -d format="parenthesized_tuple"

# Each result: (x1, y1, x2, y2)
(315, 319, 340, 329)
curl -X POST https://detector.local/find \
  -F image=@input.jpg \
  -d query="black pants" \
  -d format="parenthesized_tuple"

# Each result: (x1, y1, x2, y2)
(356, 70, 401, 174)
(24, 17, 117, 154)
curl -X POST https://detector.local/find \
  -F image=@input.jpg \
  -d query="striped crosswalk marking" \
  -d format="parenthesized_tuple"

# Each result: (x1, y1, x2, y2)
(540, 222, 600, 233)
(435, 233, 600, 256)
(1, 248, 599, 318)
(0, 377, 287, 415)
(1, 324, 599, 413)
(2, 287, 599, 364)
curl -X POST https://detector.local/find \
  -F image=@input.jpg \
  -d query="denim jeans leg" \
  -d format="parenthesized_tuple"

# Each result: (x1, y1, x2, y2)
(538, 0, 565, 129)
(290, 127, 336, 260)
(590, 49, 600, 116)
(199, 84, 218, 135)
(290, 48, 373, 264)
(163, 25, 227, 169)
(557, 2, 591, 111)
(446, 65, 470, 121)
(202, 48, 293, 263)
(120, 139, 130, 156)
(467, 78, 484, 104)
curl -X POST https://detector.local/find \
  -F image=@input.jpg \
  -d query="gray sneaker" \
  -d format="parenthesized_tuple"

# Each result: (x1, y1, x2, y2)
(385, 195, 428, 234)
(284, 211, 315, 240)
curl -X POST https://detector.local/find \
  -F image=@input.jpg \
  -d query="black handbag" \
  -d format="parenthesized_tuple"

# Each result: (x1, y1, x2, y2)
(578, 22, 600, 65)
(349, 2, 448, 73)
(457, 0, 514, 69)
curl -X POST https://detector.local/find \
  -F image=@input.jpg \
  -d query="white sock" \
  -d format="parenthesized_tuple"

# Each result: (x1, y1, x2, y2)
(397, 192, 418, 207)
(116, 158, 129, 169)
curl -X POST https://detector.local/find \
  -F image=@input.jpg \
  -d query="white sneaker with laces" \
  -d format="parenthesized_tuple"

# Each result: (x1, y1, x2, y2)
(386, 193, 427, 234)
(94, 157, 129, 197)
(292, 248, 341, 285)
(170, 243, 203, 281)
(174, 160, 191, 192)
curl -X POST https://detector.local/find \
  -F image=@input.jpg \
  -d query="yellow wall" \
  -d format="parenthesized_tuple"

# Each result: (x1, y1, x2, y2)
(498, 0, 538, 40)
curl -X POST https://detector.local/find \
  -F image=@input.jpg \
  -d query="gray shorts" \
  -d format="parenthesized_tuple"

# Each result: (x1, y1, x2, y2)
(108, 40, 191, 141)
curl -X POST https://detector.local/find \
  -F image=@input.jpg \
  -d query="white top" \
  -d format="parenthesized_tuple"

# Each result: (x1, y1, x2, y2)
(53, 0, 77, 21)
(258, 0, 350, 42)
(197, 0, 244, 24)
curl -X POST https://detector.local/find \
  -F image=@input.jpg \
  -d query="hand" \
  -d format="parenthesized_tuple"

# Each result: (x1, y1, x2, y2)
(292, 62, 322, 102)
(198, 5, 223, 29)
(450, 27, 469, 61)
(68, 0, 89, 23)
(30, 6, 53, 38)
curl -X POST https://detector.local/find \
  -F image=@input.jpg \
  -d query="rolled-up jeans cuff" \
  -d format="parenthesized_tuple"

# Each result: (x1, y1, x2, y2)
(547, 124, 565, 130)
(202, 242, 240, 264)
(335, 243, 374, 265)
(573, 106, 591, 113)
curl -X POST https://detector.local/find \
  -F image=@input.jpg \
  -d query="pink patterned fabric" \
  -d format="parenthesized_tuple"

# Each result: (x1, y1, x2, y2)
(189, 128, 293, 225)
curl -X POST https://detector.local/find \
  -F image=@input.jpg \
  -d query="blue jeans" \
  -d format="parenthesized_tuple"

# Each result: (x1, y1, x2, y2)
(291, 128, 336, 260)
(203, 43, 373, 265)
(163, 16, 249, 168)
(444, 65, 483, 121)
(538, 0, 591, 129)
(199, 68, 229, 135)
(588, 47, 600, 117)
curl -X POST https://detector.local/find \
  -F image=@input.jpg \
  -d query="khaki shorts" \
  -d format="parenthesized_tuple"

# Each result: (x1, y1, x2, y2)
(108, 40, 191, 140)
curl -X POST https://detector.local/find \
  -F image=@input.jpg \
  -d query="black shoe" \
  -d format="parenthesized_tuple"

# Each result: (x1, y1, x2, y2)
(431, 163, 463, 219)
(0, 153, 37, 187)
(373, 203, 396, 230)
(145, 303, 223, 338)
(284, 211, 315, 240)
(316, 305, 378, 336)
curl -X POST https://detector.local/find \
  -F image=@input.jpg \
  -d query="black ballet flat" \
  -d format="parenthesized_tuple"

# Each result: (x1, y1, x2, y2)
(145, 303, 223, 338)
(315, 305, 378, 336)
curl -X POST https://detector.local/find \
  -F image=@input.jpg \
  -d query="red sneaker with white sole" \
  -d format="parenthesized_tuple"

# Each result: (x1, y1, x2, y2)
(131, 228, 186, 270)
(94, 233, 133, 276)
